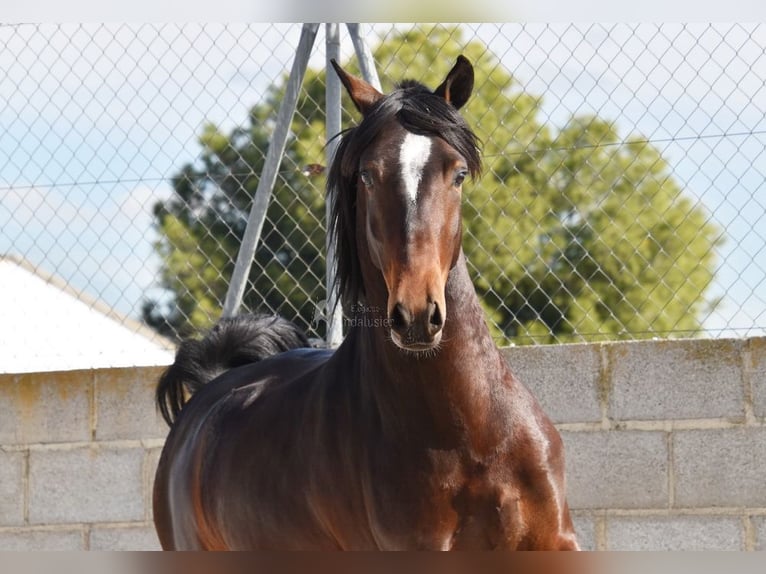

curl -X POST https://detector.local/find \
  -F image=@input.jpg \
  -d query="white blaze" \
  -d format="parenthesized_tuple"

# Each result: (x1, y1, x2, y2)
(399, 132, 432, 205)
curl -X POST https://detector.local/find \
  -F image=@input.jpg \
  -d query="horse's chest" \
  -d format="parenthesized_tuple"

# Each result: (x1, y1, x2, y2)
(370, 459, 523, 550)
(446, 473, 523, 549)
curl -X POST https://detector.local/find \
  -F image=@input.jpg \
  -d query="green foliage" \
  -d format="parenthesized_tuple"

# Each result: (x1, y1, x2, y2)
(144, 25, 721, 344)
(143, 67, 330, 339)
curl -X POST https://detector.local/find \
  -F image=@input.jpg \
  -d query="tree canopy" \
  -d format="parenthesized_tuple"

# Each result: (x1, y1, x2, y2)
(144, 25, 721, 344)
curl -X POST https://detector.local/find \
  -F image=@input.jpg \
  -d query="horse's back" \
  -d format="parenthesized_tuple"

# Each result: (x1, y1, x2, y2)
(153, 347, 333, 550)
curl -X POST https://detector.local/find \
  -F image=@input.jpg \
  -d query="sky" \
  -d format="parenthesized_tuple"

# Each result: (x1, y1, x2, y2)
(0, 22, 764, 343)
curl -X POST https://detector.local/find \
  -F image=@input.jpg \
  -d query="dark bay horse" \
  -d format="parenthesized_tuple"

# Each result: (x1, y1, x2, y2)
(153, 56, 579, 550)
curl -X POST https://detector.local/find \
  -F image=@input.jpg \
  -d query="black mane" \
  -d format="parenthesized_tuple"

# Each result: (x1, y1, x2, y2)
(327, 80, 482, 309)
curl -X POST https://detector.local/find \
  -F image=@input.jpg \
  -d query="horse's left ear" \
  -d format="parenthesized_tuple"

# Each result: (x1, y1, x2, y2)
(434, 55, 474, 110)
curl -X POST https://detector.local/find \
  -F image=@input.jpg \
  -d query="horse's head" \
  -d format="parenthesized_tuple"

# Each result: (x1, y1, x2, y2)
(330, 56, 481, 353)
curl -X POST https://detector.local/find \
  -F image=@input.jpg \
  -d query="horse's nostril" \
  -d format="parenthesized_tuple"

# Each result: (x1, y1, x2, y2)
(429, 301, 443, 329)
(390, 303, 410, 332)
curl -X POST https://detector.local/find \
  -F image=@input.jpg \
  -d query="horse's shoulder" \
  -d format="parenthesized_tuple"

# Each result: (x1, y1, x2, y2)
(486, 371, 565, 472)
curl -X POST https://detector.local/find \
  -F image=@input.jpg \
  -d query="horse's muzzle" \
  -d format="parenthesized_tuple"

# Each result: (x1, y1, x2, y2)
(389, 300, 444, 351)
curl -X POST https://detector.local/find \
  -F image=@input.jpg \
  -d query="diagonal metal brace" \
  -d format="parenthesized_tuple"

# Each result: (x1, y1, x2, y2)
(222, 23, 320, 318)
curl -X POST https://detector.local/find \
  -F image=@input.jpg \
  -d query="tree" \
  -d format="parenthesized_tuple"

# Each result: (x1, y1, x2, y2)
(142, 65, 331, 339)
(144, 25, 721, 344)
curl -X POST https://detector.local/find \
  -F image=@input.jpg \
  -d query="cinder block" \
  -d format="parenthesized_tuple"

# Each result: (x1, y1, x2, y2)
(502, 344, 602, 423)
(606, 515, 743, 550)
(145, 448, 164, 520)
(0, 450, 25, 526)
(674, 428, 766, 507)
(754, 516, 766, 551)
(607, 339, 745, 421)
(0, 370, 91, 445)
(89, 525, 161, 550)
(748, 338, 766, 419)
(95, 367, 168, 440)
(29, 446, 144, 524)
(561, 430, 668, 509)
(570, 512, 597, 551)
(0, 528, 84, 550)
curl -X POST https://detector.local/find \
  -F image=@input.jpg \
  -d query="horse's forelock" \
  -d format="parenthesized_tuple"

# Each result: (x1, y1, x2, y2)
(394, 87, 482, 178)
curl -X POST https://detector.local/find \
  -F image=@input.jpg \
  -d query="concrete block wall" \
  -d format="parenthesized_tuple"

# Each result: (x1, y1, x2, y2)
(504, 337, 766, 551)
(0, 367, 166, 550)
(1, 337, 764, 550)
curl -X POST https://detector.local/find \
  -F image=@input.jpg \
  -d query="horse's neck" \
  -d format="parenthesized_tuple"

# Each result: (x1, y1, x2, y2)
(349, 251, 510, 450)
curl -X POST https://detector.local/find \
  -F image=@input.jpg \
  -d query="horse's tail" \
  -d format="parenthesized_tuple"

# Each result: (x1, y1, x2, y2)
(156, 313, 310, 426)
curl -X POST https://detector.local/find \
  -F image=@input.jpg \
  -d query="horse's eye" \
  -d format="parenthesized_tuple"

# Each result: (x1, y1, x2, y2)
(454, 170, 468, 188)
(359, 170, 373, 188)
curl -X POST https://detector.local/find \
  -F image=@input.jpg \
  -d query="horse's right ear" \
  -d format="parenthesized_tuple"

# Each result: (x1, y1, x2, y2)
(331, 59, 384, 116)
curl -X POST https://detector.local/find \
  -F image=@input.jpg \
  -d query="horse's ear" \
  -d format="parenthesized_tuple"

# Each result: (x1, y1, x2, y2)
(330, 59, 384, 116)
(434, 55, 474, 110)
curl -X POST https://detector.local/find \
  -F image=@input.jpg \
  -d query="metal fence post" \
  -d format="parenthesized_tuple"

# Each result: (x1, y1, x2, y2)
(222, 23, 319, 318)
(324, 23, 344, 347)
(346, 23, 382, 90)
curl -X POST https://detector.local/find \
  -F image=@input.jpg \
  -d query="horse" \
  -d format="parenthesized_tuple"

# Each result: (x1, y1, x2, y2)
(152, 55, 579, 550)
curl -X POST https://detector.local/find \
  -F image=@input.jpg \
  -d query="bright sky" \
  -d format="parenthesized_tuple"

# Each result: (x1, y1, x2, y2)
(0, 23, 764, 348)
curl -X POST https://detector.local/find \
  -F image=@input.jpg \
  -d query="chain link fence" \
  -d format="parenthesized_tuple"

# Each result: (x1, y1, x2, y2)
(1, 23, 765, 366)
